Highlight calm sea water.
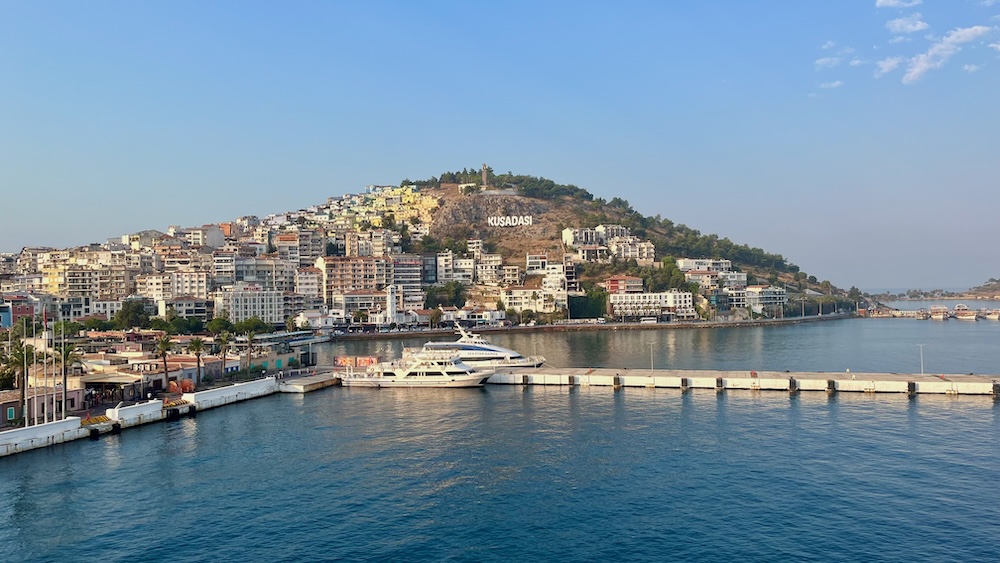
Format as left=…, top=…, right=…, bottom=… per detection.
left=3, top=319, right=1000, bottom=562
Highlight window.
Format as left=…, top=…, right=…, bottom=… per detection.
left=6, top=407, right=14, bottom=421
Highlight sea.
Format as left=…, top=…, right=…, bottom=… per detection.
left=3, top=316, right=1000, bottom=562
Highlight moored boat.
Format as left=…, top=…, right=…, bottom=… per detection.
left=340, top=351, right=493, bottom=388
left=929, top=306, right=949, bottom=321
left=953, top=304, right=978, bottom=321
left=404, top=325, right=545, bottom=369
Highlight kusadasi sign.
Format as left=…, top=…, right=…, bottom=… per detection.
left=487, top=215, right=533, bottom=227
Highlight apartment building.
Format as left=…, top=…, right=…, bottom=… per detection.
left=213, top=282, right=284, bottom=324
left=314, top=256, right=391, bottom=307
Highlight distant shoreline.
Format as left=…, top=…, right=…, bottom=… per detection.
left=332, top=313, right=852, bottom=341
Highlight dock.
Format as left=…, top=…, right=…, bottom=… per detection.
left=279, top=372, right=341, bottom=393
left=490, top=367, right=1000, bottom=396
left=1, top=368, right=341, bottom=458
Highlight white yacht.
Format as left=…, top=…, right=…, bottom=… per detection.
left=340, top=350, right=493, bottom=388
left=405, top=325, right=545, bottom=369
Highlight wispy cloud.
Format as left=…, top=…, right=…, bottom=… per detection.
left=903, top=26, right=993, bottom=83
left=874, top=56, right=904, bottom=77
left=886, top=13, right=930, bottom=34
left=850, top=58, right=865, bottom=66
left=820, top=81, right=844, bottom=89
left=981, top=0, right=998, bottom=7
left=990, top=42, right=1000, bottom=52
left=821, top=40, right=836, bottom=49
left=815, top=57, right=841, bottom=69
left=963, top=64, right=982, bottom=72
left=875, top=0, right=922, bottom=7
left=889, top=36, right=911, bottom=44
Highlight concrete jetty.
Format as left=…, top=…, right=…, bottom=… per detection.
left=489, top=367, right=1000, bottom=396
left=1, top=370, right=340, bottom=458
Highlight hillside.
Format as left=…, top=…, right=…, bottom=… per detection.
left=415, top=173, right=838, bottom=296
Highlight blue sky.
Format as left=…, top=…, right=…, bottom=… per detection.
left=2, top=1, right=998, bottom=291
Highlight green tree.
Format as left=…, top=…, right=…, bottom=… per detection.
left=429, top=309, right=443, bottom=328
left=113, top=301, right=150, bottom=330
left=188, top=337, right=205, bottom=386
left=150, top=318, right=175, bottom=333
left=2, top=341, right=35, bottom=423
left=206, top=317, right=234, bottom=335
left=83, top=317, right=113, bottom=331
left=215, top=331, right=232, bottom=382
left=52, top=320, right=83, bottom=337
left=155, top=334, right=175, bottom=384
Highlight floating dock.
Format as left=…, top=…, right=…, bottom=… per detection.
left=490, top=367, right=1000, bottom=396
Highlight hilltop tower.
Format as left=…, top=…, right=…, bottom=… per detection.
left=481, top=163, right=488, bottom=188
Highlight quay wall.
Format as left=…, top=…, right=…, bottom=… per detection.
left=0, top=417, right=88, bottom=457
left=489, top=369, right=1000, bottom=397
left=107, top=400, right=165, bottom=428
left=183, top=377, right=278, bottom=410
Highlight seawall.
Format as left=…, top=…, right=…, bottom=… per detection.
left=489, top=367, right=1000, bottom=396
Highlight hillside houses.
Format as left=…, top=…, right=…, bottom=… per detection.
left=1, top=183, right=794, bottom=333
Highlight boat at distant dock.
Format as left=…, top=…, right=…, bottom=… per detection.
left=403, top=325, right=545, bottom=369
left=339, top=351, right=493, bottom=388
left=953, top=304, right=978, bottom=321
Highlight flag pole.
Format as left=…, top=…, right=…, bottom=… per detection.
left=32, top=315, right=37, bottom=426
left=61, top=307, right=67, bottom=420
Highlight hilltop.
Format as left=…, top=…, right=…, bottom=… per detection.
left=409, top=168, right=841, bottom=297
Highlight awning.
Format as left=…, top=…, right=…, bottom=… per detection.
left=79, top=373, right=143, bottom=385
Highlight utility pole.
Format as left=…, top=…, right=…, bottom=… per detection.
left=917, top=343, right=925, bottom=375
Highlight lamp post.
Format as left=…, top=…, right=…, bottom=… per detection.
left=649, top=342, right=654, bottom=371
left=917, top=344, right=925, bottom=375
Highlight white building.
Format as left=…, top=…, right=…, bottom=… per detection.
left=676, top=258, right=733, bottom=272
left=213, top=282, right=284, bottom=324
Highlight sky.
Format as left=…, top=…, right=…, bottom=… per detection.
left=2, top=1, right=998, bottom=292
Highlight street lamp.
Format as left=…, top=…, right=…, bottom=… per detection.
left=917, top=344, right=925, bottom=375
left=649, top=342, right=654, bottom=371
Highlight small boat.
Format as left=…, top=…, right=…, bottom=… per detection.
left=405, top=325, right=545, bottom=369
left=953, top=304, right=978, bottom=321
left=985, top=310, right=1000, bottom=321
left=340, top=351, right=493, bottom=388
left=929, top=306, right=949, bottom=321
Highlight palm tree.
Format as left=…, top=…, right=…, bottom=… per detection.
left=54, top=344, right=83, bottom=419
left=243, top=330, right=256, bottom=381
left=155, top=333, right=174, bottom=389
left=188, top=337, right=205, bottom=386
left=3, top=340, right=34, bottom=426
left=215, top=331, right=231, bottom=382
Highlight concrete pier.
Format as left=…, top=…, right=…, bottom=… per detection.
left=0, top=370, right=340, bottom=458
left=489, top=367, right=1000, bottom=396
left=279, top=372, right=341, bottom=393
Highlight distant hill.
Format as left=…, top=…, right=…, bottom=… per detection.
left=408, top=169, right=838, bottom=295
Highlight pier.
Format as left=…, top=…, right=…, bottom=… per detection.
left=489, top=367, right=1000, bottom=396
left=0, top=370, right=341, bottom=457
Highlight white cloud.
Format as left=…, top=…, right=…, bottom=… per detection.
left=850, top=58, right=865, bottom=66
left=903, top=25, right=993, bottom=83
left=815, top=57, right=841, bottom=69
left=821, top=40, right=836, bottom=49
left=981, top=0, right=998, bottom=7
left=886, top=13, right=930, bottom=34
left=875, top=0, right=922, bottom=7
left=874, top=56, right=904, bottom=77
left=990, top=42, right=1000, bottom=52
left=820, top=81, right=844, bottom=89
left=964, top=64, right=982, bottom=72
left=889, top=36, right=910, bottom=44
